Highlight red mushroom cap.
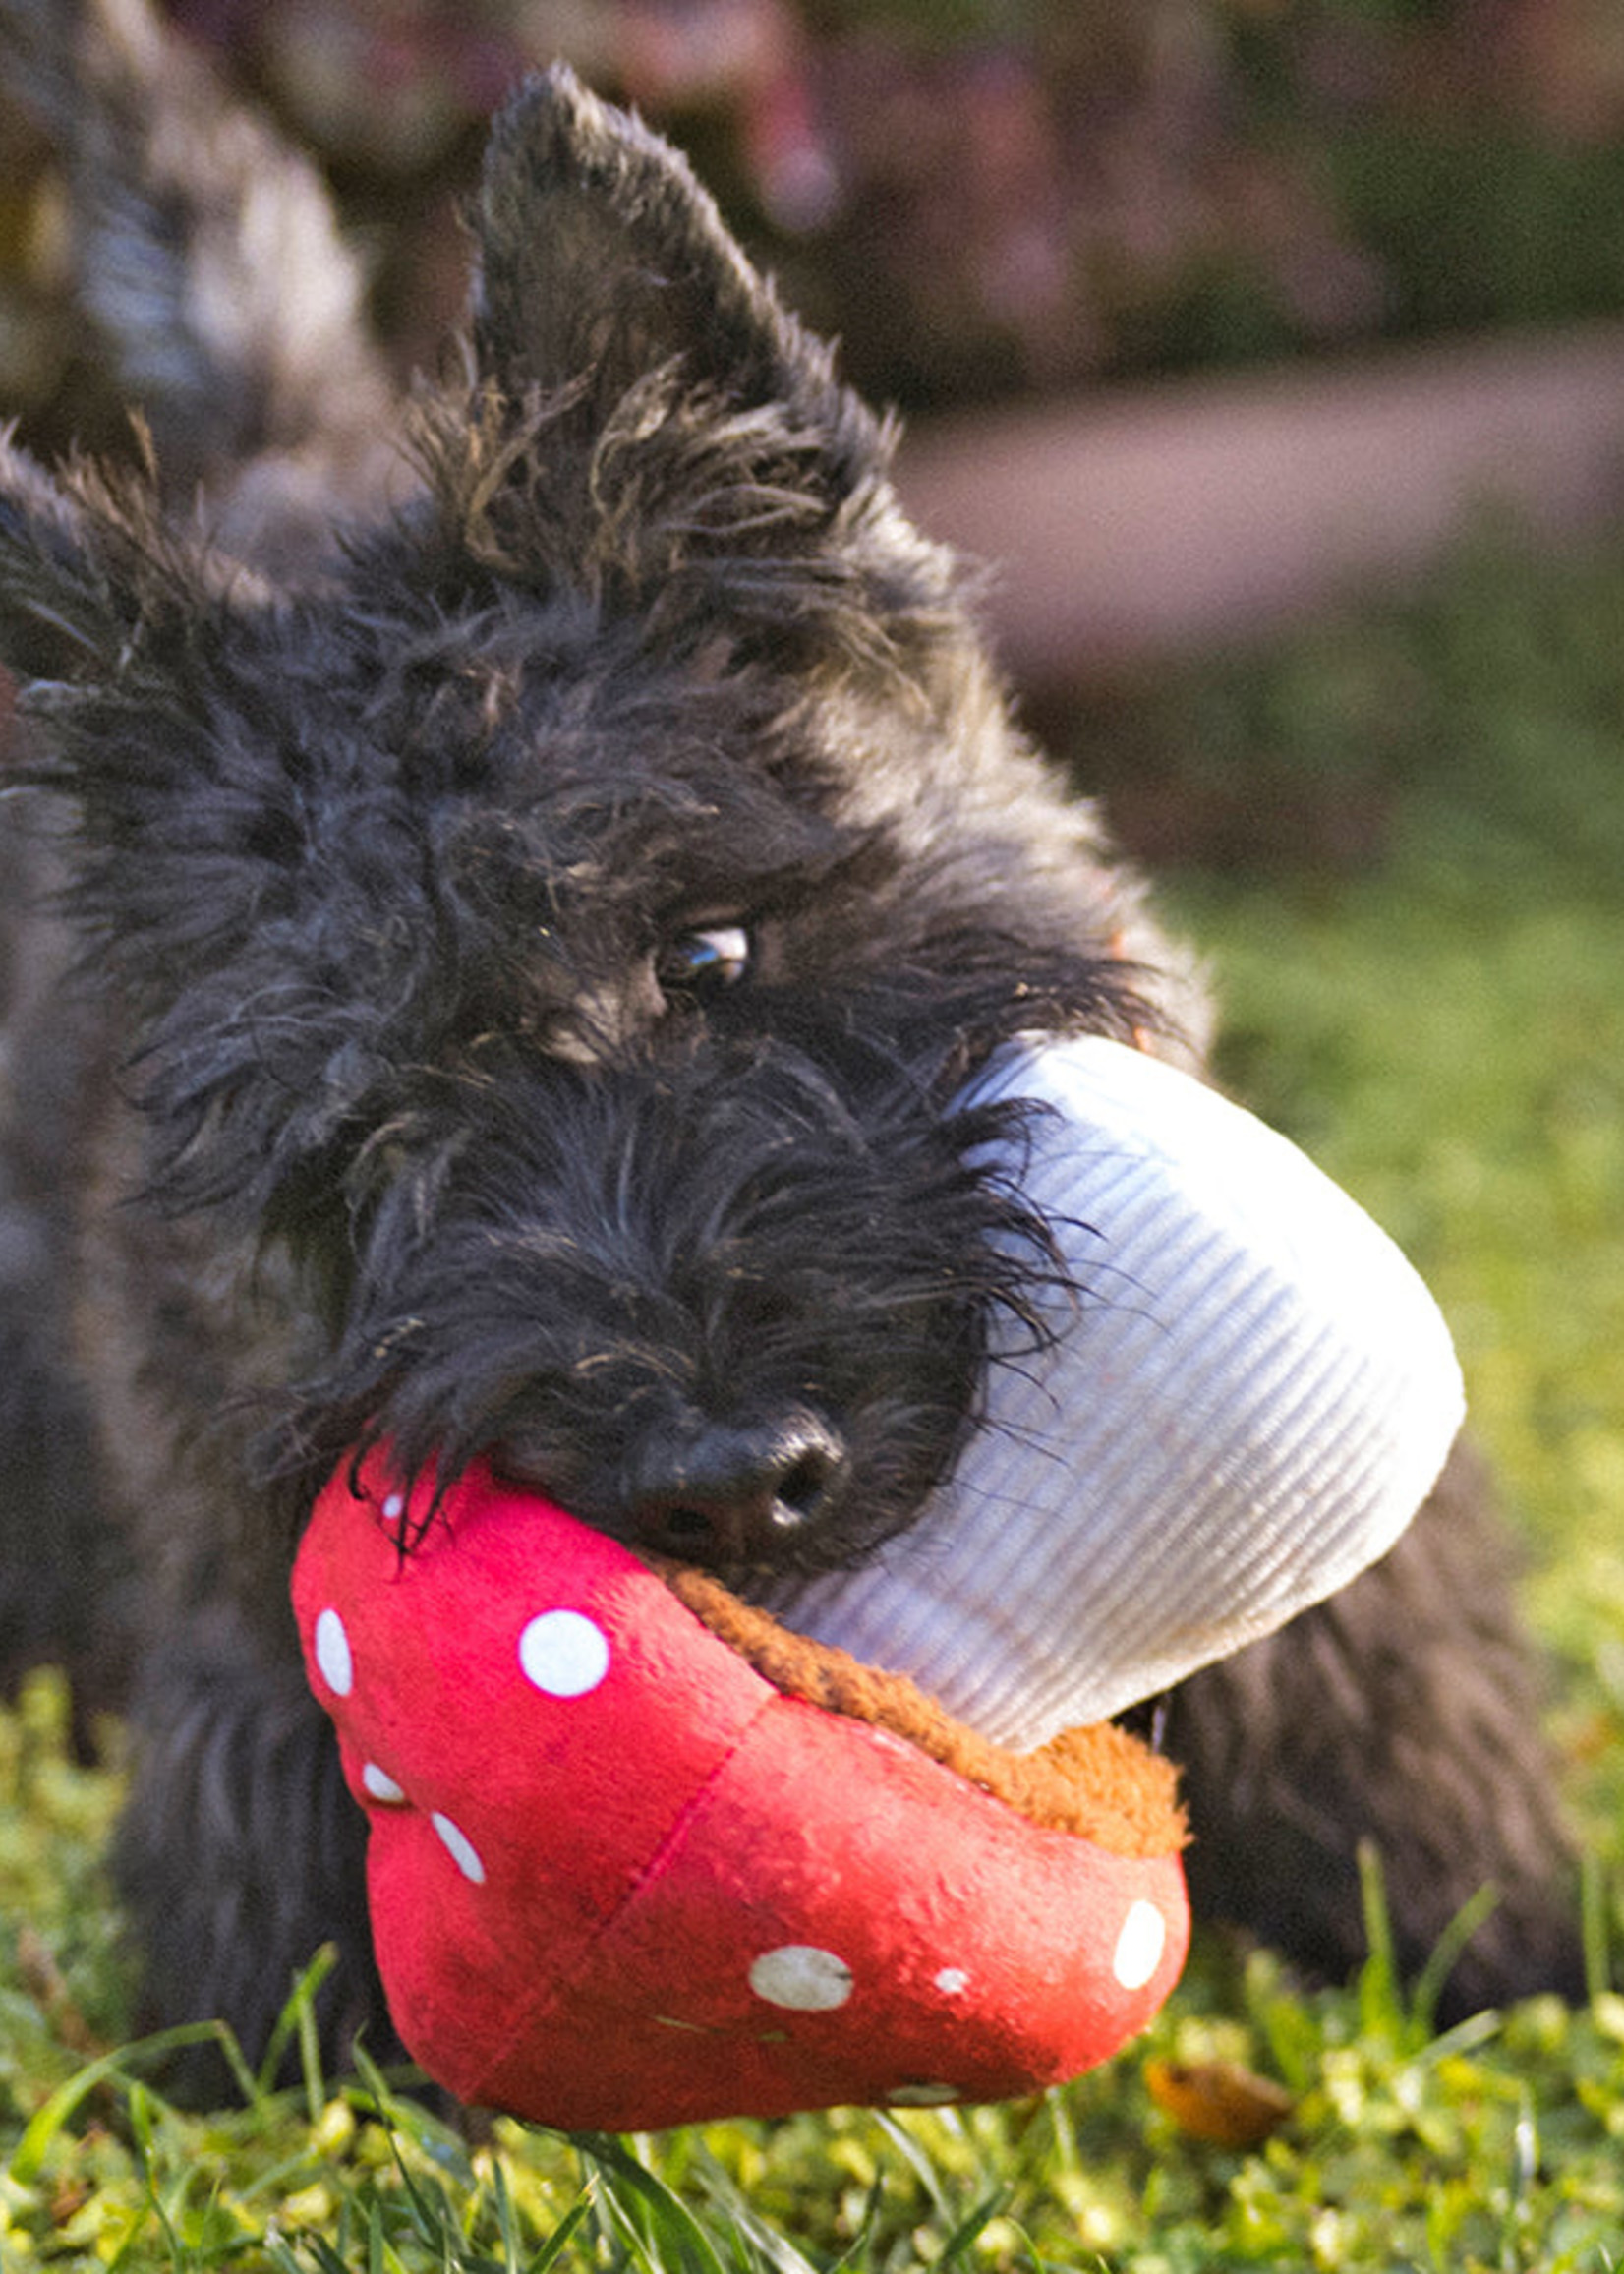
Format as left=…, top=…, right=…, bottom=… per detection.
left=293, top=1453, right=1188, bottom=2129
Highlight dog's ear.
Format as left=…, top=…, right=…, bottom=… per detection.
left=0, top=437, right=180, bottom=684
left=471, top=64, right=869, bottom=483
left=0, top=434, right=289, bottom=994
left=0, top=438, right=404, bottom=1207
left=443, top=66, right=966, bottom=671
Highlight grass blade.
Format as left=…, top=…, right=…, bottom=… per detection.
left=574, top=2133, right=733, bottom=2274
left=8, top=2022, right=238, bottom=2186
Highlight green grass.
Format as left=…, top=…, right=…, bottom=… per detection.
left=7, top=1881, right=1624, bottom=2270
left=4, top=527, right=1624, bottom=2269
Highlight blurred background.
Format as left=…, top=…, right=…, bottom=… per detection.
left=9, top=1, right=1624, bottom=418
left=2, top=0, right=1623, bottom=1805
left=6, top=2, right=1624, bottom=803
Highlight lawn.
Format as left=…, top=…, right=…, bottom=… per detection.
left=1, top=527, right=1622, bottom=2271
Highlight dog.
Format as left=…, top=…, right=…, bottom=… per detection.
left=0, top=0, right=1584, bottom=2082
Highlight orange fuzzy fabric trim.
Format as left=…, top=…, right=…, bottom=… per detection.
left=660, top=1565, right=1187, bottom=1861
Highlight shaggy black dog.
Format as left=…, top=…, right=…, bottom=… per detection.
left=0, top=0, right=1583, bottom=2079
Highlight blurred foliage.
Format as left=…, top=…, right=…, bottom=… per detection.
left=7, top=0, right=1624, bottom=430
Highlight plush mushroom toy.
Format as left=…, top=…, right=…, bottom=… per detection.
left=293, top=1037, right=1464, bottom=2129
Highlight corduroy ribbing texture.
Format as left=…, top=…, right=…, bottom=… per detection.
left=753, top=1037, right=1465, bottom=1749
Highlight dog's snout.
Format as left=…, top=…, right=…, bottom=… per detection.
left=626, top=1412, right=846, bottom=1566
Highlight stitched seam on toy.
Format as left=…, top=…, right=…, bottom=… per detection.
left=467, top=1690, right=782, bottom=2101
left=619, top=1693, right=781, bottom=1911
left=655, top=1562, right=1186, bottom=1858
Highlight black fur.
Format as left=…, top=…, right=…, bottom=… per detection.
left=0, top=1, right=1582, bottom=2081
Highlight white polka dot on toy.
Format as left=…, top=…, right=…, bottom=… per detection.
left=934, top=1967, right=969, bottom=1995
left=1112, top=1899, right=1167, bottom=1991
left=314, top=1608, right=353, bottom=1698
left=433, top=1812, right=487, bottom=1885
left=518, top=1608, right=611, bottom=1698
left=362, top=1762, right=406, bottom=1805
left=381, top=1491, right=405, bottom=1523
left=748, top=1945, right=854, bottom=2012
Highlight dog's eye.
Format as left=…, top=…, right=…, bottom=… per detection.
left=656, top=923, right=752, bottom=1000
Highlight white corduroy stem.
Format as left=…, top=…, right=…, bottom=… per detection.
left=754, top=1036, right=1465, bottom=1751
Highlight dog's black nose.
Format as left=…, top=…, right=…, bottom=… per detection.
left=626, top=1412, right=846, bottom=1565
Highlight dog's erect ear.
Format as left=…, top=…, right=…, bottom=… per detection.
left=0, top=433, right=285, bottom=746
left=0, top=438, right=403, bottom=1205
left=0, top=435, right=291, bottom=969
left=444, top=67, right=968, bottom=670
left=0, top=437, right=174, bottom=685
left=472, top=65, right=868, bottom=476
